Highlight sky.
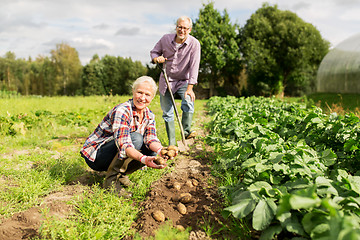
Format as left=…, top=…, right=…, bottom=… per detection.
left=1, top=0, right=360, bottom=65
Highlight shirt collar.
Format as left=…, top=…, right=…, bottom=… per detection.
left=130, top=99, right=149, bottom=120
left=172, top=33, right=190, bottom=46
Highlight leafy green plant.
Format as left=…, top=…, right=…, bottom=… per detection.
left=206, top=96, right=360, bottom=239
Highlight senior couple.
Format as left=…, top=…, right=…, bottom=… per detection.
left=80, top=16, right=200, bottom=197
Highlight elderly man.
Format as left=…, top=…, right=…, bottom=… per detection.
left=150, top=16, right=201, bottom=146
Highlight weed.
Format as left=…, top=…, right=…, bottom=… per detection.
left=151, top=221, right=190, bottom=240
left=40, top=185, right=138, bottom=239
left=199, top=215, right=224, bottom=237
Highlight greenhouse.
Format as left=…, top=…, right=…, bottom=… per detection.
left=316, top=33, right=360, bottom=93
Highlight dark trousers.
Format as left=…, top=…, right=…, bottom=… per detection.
left=83, top=132, right=156, bottom=172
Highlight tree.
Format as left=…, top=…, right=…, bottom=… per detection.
left=192, top=1, right=243, bottom=97
left=81, top=55, right=106, bottom=96
left=81, top=55, right=147, bottom=96
left=50, top=43, right=82, bottom=95
left=239, top=3, right=330, bottom=96
left=28, top=56, right=55, bottom=96
left=0, top=52, right=33, bottom=95
left=0, top=52, right=17, bottom=92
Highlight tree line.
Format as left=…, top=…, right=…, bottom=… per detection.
left=0, top=45, right=148, bottom=96
left=0, top=2, right=330, bottom=97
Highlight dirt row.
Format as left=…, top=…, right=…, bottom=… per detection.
left=128, top=139, right=232, bottom=239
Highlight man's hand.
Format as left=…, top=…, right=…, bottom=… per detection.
left=140, top=155, right=166, bottom=169
left=153, top=56, right=167, bottom=64
left=185, top=86, right=195, bottom=102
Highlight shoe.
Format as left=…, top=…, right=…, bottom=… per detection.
left=117, top=174, right=133, bottom=187
left=182, top=112, right=195, bottom=138
left=103, top=156, right=132, bottom=198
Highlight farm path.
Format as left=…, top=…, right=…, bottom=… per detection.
left=127, top=132, right=230, bottom=239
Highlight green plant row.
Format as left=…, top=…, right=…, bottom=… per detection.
left=0, top=109, right=106, bottom=136
left=205, top=96, right=360, bottom=240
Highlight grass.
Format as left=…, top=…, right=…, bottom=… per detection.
left=40, top=185, right=139, bottom=239
left=306, top=93, right=360, bottom=112
left=0, top=94, right=208, bottom=239
left=303, top=93, right=360, bottom=117
left=137, top=221, right=190, bottom=240
left=1, top=92, right=358, bottom=239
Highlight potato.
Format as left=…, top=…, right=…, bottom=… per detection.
left=173, top=181, right=182, bottom=190
left=153, top=156, right=166, bottom=165
left=185, top=179, right=193, bottom=187
left=167, top=150, right=176, bottom=158
left=152, top=210, right=165, bottom=222
left=168, top=145, right=179, bottom=152
left=159, top=145, right=178, bottom=158
left=160, top=149, right=168, bottom=155
left=191, top=179, right=199, bottom=186
left=177, top=202, right=187, bottom=215
left=175, top=225, right=185, bottom=231
left=179, top=193, right=192, bottom=203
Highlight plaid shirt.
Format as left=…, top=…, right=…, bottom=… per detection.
left=80, top=99, right=160, bottom=161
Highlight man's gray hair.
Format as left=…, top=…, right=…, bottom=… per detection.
left=132, top=76, right=158, bottom=97
left=176, top=16, right=192, bottom=28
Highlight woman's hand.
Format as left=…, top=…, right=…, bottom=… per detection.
left=157, top=146, right=178, bottom=160
left=156, top=147, right=168, bottom=159
left=140, top=155, right=166, bottom=169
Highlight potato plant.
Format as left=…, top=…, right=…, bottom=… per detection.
left=206, top=96, right=360, bottom=239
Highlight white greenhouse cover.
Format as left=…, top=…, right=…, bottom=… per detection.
left=316, top=33, right=360, bottom=93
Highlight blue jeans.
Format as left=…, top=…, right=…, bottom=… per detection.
left=84, top=132, right=155, bottom=171
left=160, top=83, right=194, bottom=122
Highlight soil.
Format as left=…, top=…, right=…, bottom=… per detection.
left=127, top=136, right=235, bottom=239
left=0, top=185, right=83, bottom=240
left=0, top=124, right=237, bottom=240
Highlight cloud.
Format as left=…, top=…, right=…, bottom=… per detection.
left=71, top=37, right=114, bottom=50
left=292, top=2, right=311, bottom=11
left=93, top=23, right=111, bottom=30
left=0, top=0, right=359, bottom=65
left=0, top=14, right=46, bottom=33
left=115, top=27, right=140, bottom=36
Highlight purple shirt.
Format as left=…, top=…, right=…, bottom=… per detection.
left=150, top=33, right=201, bottom=95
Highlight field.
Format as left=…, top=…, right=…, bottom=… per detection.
left=1, top=93, right=360, bottom=239
left=0, top=95, right=235, bottom=239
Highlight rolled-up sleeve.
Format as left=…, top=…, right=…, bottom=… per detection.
left=143, top=117, right=161, bottom=148
left=188, top=40, right=201, bottom=85
left=150, top=39, right=163, bottom=62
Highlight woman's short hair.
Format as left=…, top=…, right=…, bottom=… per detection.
left=132, top=76, right=158, bottom=97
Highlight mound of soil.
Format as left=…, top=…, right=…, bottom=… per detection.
left=0, top=186, right=82, bottom=240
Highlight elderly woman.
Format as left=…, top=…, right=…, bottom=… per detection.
left=80, top=76, right=173, bottom=197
